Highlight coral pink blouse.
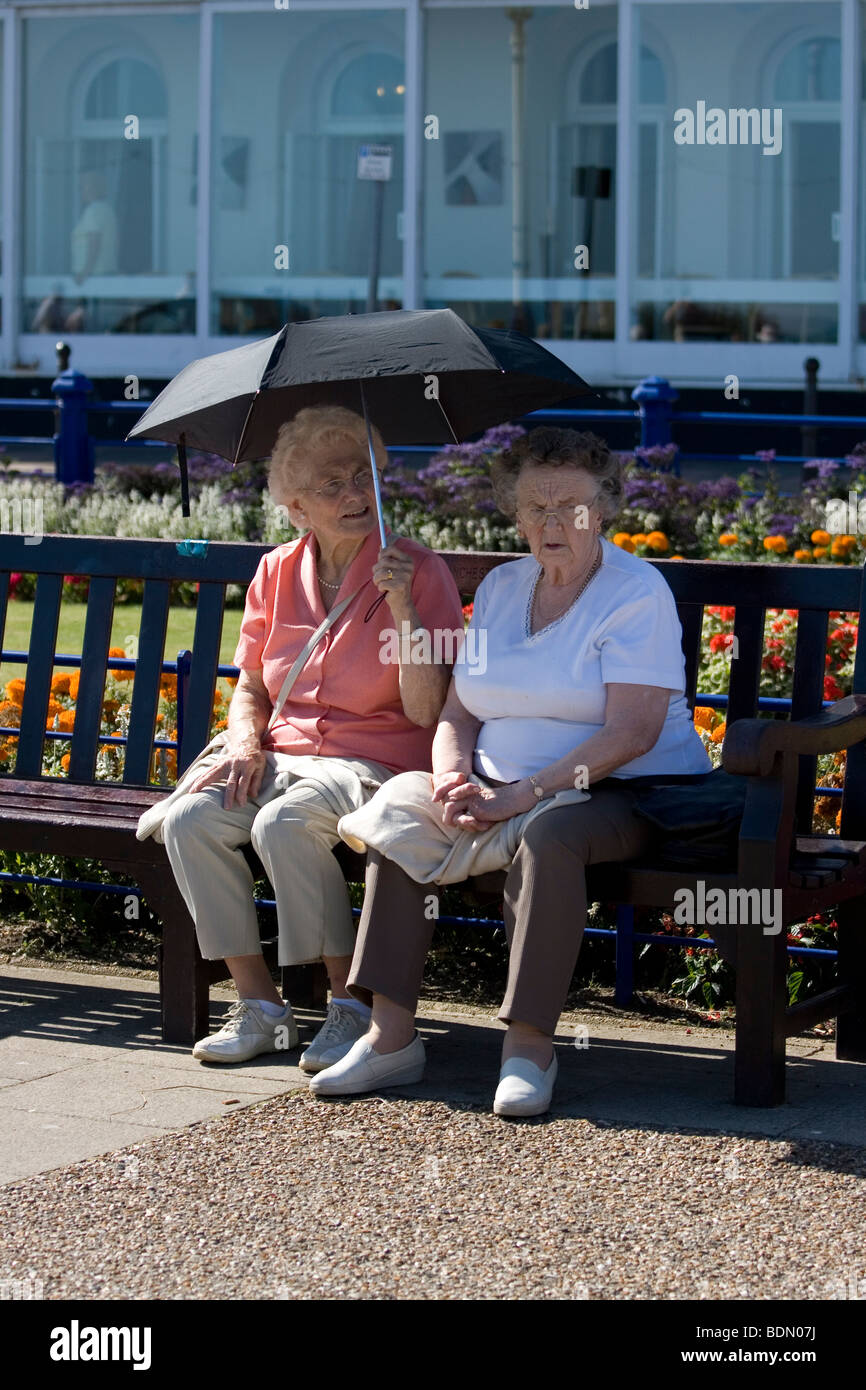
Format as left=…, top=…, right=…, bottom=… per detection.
left=233, top=529, right=464, bottom=774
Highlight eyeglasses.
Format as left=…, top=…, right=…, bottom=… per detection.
left=519, top=498, right=600, bottom=528
left=309, top=468, right=378, bottom=499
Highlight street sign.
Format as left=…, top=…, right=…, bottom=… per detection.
left=357, top=144, right=393, bottom=181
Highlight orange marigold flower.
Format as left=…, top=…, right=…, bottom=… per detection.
left=718, top=533, right=738, bottom=547
left=830, top=538, right=850, bottom=558
left=4, top=678, right=26, bottom=705
left=645, top=531, right=669, bottom=552
left=669, top=554, right=684, bottom=560
left=710, top=722, right=727, bottom=744
left=811, top=529, right=830, bottom=546
left=67, top=671, right=80, bottom=699
left=763, top=535, right=788, bottom=554
left=51, top=673, right=72, bottom=695
left=793, top=549, right=813, bottom=563
left=612, top=534, right=636, bottom=553
left=56, top=709, right=76, bottom=732
left=631, top=533, right=648, bottom=547
left=0, top=700, right=21, bottom=727
left=813, top=545, right=829, bottom=559
left=693, top=706, right=717, bottom=731
left=61, top=753, right=71, bottom=772
left=213, top=718, right=228, bottom=732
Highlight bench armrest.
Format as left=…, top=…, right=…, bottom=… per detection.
left=723, top=694, right=866, bottom=777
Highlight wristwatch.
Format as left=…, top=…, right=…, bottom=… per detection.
left=528, top=775, right=545, bottom=800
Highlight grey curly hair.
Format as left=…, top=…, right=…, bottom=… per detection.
left=490, top=427, right=623, bottom=523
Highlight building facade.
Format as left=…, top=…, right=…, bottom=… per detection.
left=0, top=0, right=863, bottom=388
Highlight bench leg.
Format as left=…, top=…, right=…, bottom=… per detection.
left=281, top=962, right=329, bottom=1011
left=836, top=897, right=866, bottom=1062
left=734, top=923, right=787, bottom=1106
left=133, top=863, right=210, bottom=1046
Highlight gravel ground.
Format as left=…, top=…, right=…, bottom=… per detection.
left=2, top=1088, right=865, bottom=1301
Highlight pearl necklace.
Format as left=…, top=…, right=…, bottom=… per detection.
left=318, top=576, right=343, bottom=591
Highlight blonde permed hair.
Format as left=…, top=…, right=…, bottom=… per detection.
left=267, top=406, right=388, bottom=505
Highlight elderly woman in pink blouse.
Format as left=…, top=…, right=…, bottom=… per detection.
left=159, top=406, right=464, bottom=1071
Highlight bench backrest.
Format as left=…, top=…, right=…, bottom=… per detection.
left=2, top=537, right=865, bottom=834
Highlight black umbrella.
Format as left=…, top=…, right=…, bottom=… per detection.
left=126, top=308, right=596, bottom=534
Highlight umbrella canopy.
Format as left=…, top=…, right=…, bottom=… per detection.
left=126, top=308, right=596, bottom=524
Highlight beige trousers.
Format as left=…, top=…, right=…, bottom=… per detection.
left=161, top=754, right=392, bottom=965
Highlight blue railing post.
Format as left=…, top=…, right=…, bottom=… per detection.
left=632, top=376, right=679, bottom=450
left=51, top=342, right=95, bottom=486
left=614, top=904, right=636, bottom=1007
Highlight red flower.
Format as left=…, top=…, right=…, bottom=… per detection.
left=717, top=606, right=736, bottom=623
left=824, top=676, right=844, bottom=700
left=709, top=634, right=729, bottom=653
left=770, top=655, right=786, bottom=671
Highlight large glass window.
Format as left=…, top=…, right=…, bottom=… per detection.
left=423, top=4, right=618, bottom=340
left=211, top=8, right=405, bottom=335
left=632, top=3, right=841, bottom=345
left=21, top=14, right=199, bottom=336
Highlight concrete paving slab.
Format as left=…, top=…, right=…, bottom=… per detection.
left=3, top=1107, right=172, bottom=1186
left=0, top=1057, right=304, bottom=1129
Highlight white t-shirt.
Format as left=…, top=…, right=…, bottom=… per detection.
left=454, top=539, right=711, bottom=783
left=71, top=200, right=118, bottom=276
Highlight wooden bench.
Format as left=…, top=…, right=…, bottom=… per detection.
left=2, top=534, right=866, bottom=1106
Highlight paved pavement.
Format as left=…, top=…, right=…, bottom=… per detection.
left=1, top=962, right=864, bottom=1186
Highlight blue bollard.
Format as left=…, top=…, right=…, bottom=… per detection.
left=632, top=375, right=678, bottom=450
left=52, top=348, right=96, bottom=485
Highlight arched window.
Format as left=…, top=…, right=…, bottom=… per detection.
left=766, top=34, right=841, bottom=279
left=84, top=57, right=166, bottom=119
left=283, top=45, right=404, bottom=281
left=774, top=37, right=841, bottom=102
left=72, top=52, right=167, bottom=274
left=553, top=40, right=667, bottom=282
left=331, top=52, right=405, bottom=118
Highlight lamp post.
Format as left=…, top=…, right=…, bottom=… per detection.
left=506, top=7, right=533, bottom=332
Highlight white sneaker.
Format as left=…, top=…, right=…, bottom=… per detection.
left=299, top=1002, right=371, bottom=1073
left=493, top=1052, right=558, bottom=1118
left=192, top=999, right=299, bottom=1064
left=309, top=1032, right=426, bottom=1096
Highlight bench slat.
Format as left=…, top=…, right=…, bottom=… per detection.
left=178, top=582, right=225, bottom=773
left=14, top=572, right=63, bottom=777
left=0, top=570, right=9, bottom=663
left=791, top=608, right=830, bottom=833
left=676, top=602, right=703, bottom=709
left=123, top=579, right=171, bottom=786
left=728, top=604, right=765, bottom=726
left=67, top=577, right=115, bottom=782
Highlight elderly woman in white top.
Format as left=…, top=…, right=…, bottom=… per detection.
left=308, top=427, right=711, bottom=1117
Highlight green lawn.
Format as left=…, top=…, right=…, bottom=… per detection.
left=1, top=601, right=243, bottom=686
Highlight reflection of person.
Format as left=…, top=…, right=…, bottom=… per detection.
left=72, top=170, right=118, bottom=283
left=156, top=407, right=464, bottom=1072
left=312, top=428, right=711, bottom=1116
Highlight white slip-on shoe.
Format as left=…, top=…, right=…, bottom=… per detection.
left=493, top=1052, right=558, bottom=1118
left=308, top=1032, right=425, bottom=1096
left=299, top=1002, right=370, bottom=1073
left=192, top=999, right=299, bottom=1064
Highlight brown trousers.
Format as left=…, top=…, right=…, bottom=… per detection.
left=347, top=785, right=655, bottom=1036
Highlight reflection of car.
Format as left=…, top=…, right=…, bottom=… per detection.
left=110, top=298, right=196, bottom=334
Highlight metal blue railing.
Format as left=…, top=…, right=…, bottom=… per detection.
left=1, top=345, right=863, bottom=485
